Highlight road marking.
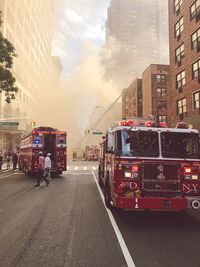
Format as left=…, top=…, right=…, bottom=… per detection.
left=83, top=167, right=87, bottom=170
left=91, top=170, right=136, bottom=267
left=65, top=172, right=92, bottom=175
left=92, top=167, right=97, bottom=170
left=0, top=172, right=19, bottom=181
left=75, top=167, right=78, bottom=171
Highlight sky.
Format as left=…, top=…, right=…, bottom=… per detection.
left=52, top=0, right=110, bottom=75
left=49, top=0, right=118, bottom=147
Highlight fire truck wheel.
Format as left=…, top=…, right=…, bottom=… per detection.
left=104, top=178, right=112, bottom=209
left=98, top=166, right=104, bottom=187
left=25, top=167, right=30, bottom=176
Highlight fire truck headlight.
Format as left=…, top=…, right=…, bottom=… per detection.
left=192, top=175, right=198, bottom=180
left=124, top=172, right=132, bottom=178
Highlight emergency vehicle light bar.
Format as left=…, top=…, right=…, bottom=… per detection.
left=32, top=131, right=66, bottom=135
left=119, top=119, right=134, bottom=126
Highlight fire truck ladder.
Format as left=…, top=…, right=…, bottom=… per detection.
left=76, top=94, right=122, bottom=147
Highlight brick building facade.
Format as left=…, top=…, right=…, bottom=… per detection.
left=142, top=64, right=170, bottom=123
left=168, top=0, right=200, bottom=129
left=122, top=79, right=142, bottom=118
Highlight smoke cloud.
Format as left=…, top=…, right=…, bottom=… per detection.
left=33, top=0, right=121, bottom=148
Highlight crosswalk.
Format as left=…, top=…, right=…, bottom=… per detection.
left=0, top=166, right=98, bottom=175
left=67, top=166, right=97, bottom=171
left=0, top=168, right=19, bottom=173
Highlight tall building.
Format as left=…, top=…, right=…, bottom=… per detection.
left=168, top=0, right=200, bottom=129
left=142, top=64, right=170, bottom=123
left=105, top=0, right=169, bottom=88
left=0, top=0, right=55, bottom=129
left=0, top=0, right=56, bottom=153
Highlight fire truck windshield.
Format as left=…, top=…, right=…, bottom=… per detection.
left=121, top=130, right=159, bottom=157
left=161, top=132, right=200, bottom=159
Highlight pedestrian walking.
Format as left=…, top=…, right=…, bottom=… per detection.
left=35, top=151, right=49, bottom=187
left=0, top=153, right=3, bottom=170
left=44, top=153, right=52, bottom=182
left=12, top=152, right=18, bottom=170
left=6, top=154, right=11, bottom=170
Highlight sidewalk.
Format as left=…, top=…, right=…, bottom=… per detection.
left=1, top=163, right=13, bottom=170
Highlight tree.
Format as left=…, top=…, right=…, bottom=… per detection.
left=0, top=11, right=18, bottom=103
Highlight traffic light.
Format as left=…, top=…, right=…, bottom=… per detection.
left=32, top=121, right=36, bottom=128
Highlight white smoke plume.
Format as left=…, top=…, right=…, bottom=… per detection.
left=34, top=0, right=121, bottom=148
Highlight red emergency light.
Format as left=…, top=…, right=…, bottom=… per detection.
left=119, top=120, right=134, bottom=127
left=159, top=122, right=167, bottom=128
left=184, top=167, right=192, bottom=174
left=145, top=121, right=156, bottom=127
left=132, top=165, right=139, bottom=172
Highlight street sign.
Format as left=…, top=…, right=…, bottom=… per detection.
left=0, top=122, right=19, bottom=126
left=92, top=131, right=103, bottom=135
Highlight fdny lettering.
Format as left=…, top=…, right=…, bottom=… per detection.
left=130, top=182, right=138, bottom=190
left=182, top=183, right=200, bottom=192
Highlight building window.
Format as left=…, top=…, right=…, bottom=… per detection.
left=177, top=98, right=187, bottom=114
left=174, top=0, right=182, bottom=14
left=156, top=88, right=166, bottom=97
left=192, top=59, right=200, bottom=79
left=156, top=74, right=166, bottom=84
left=175, top=43, right=184, bottom=62
left=176, top=70, right=186, bottom=88
left=157, top=101, right=167, bottom=109
left=193, top=90, right=200, bottom=109
left=191, top=28, right=200, bottom=49
left=158, top=115, right=167, bottom=122
left=190, top=0, right=200, bottom=20
left=174, top=17, right=184, bottom=38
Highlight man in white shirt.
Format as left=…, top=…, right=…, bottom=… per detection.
left=44, top=153, right=52, bottom=183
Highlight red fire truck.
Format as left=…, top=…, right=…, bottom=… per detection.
left=84, top=145, right=100, bottom=161
left=98, top=119, right=200, bottom=211
left=19, top=126, right=67, bottom=175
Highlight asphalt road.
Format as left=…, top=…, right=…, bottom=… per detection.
left=0, top=161, right=200, bottom=267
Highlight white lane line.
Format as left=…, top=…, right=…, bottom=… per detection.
left=91, top=170, right=136, bottom=267
left=67, top=166, right=69, bottom=170
left=0, top=172, right=19, bottom=181
left=65, top=172, right=92, bottom=175
left=83, top=167, right=87, bottom=171
left=92, top=167, right=97, bottom=170
left=75, top=167, right=78, bottom=171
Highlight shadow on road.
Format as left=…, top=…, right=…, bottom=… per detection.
left=112, top=209, right=200, bottom=230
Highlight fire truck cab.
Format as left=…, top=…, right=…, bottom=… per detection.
left=98, top=119, right=200, bottom=211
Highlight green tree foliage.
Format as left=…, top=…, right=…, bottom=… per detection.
left=0, top=11, right=18, bottom=103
